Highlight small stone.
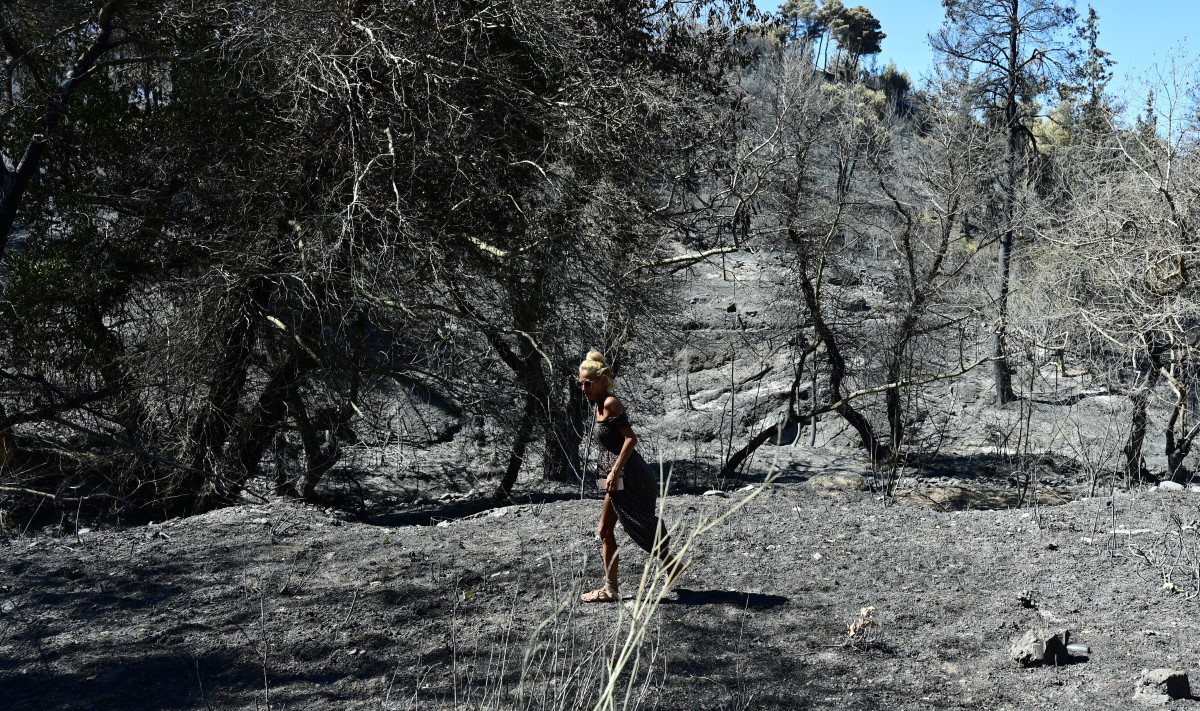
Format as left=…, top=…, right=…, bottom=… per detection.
left=1017, top=591, right=1036, bottom=608
left=1134, top=668, right=1190, bottom=705
left=1010, top=628, right=1070, bottom=667
left=702, top=489, right=726, bottom=497
left=1065, top=643, right=1091, bottom=655
left=1159, top=481, right=1185, bottom=492
left=725, top=303, right=737, bottom=312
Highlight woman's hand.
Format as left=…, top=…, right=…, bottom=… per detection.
left=605, top=471, right=622, bottom=493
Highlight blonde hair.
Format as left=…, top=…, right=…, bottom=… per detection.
left=579, top=349, right=615, bottom=392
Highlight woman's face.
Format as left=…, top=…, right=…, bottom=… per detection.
left=578, top=369, right=605, bottom=402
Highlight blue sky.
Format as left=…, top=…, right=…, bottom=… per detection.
left=758, top=1, right=1197, bottom=105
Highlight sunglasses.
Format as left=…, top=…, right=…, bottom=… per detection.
left=575, top=379, right=598, bottom=389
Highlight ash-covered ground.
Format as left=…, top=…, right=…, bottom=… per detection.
left=6, top=474, right=1200, bottom=710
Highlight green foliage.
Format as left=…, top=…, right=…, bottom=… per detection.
left=830, top=5, right=885, bottom=63
left=780, top=0, right=820, bottom=44
left=879, top=61, right=911, bottom=104
left=1059, top=6, right=1116, bottom=135
left=1031, top=100, right=1075, bottom=152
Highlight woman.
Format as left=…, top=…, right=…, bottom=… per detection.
left=578, top=350, right=683, bottom=602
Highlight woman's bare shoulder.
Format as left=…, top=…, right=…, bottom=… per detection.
left=603, top=396, right=625, bottom=416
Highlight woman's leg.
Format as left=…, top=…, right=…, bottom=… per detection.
left=653, top=525, right=689, bottom=589
left=584, top=495, right=620, bottom=602
left=599, top=494, right=619, bottom=586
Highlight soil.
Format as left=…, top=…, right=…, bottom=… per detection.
left=6, top=469, right=1200, bottom=710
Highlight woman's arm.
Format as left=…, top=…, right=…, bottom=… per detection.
left=611, top=428, right=639, bottom=477
left=604, top=397, right=638, bottom=492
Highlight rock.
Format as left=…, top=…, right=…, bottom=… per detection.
left=725, top=302, right=737, bottom=312
left=766, top=421, right=801, bottom=446
left=1159, top=481, right=1185, bottom=491
left=1010, top=628, right=1070, bottom=667
left=677, top=348, right=710, bottom=373
left=847, top=297, right=870, bottom=312
left=806, top=474, right=870, bottom=492
left=701, top=489, right=726, bottom=498
left=1134, top=668, right=1190, bottom=705
left=1066, top=643, right=1091, bottom=656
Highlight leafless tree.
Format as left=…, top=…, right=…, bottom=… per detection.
left=1024, top=56, right=1200, bottom=484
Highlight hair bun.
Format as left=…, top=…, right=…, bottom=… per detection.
left=580, top=349, right=615, bottom=390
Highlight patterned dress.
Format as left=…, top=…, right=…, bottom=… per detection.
left=595, top=411, right=669, bottom=556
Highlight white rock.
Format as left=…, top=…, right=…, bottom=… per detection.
left=1134, top=668, right=1190, bottom=705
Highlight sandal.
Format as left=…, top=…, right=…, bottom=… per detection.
left=581, top=581, right=619, bottom=603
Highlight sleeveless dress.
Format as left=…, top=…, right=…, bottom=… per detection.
left=595, top=411, right=669, bottom=555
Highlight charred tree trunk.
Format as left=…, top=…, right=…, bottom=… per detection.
left=798, top=269, right=888, bottom=462
left=170, top=274, right=274, bottom=516
left=1165, top=401, right=1195, bottom=484
left=543, top=379, right=585, bottom=482
left=495, top=390, right=539, bottom=501
left=885, top=309, right=921, bottom=454
left=77, top=302, right=153, bottom=443
left=222, top=350, right=311, bottom=495
left=1124, top=384, right=1156, bottom=483
left=1123, top=335, right=1168, bottom=483
left=992, top=18, right=1022, bottom=406
left=721, top=338, right=817, bottom=479
left=286, top=313, right=365, bottom=501
left=289, top=390, right=343, bottom=501
left=1164, top=359, right=1199, bottom=484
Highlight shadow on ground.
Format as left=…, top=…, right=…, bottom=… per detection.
left=665, top=588, right=789, bottom=610
left=370, top=490, right=584, bottom=527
